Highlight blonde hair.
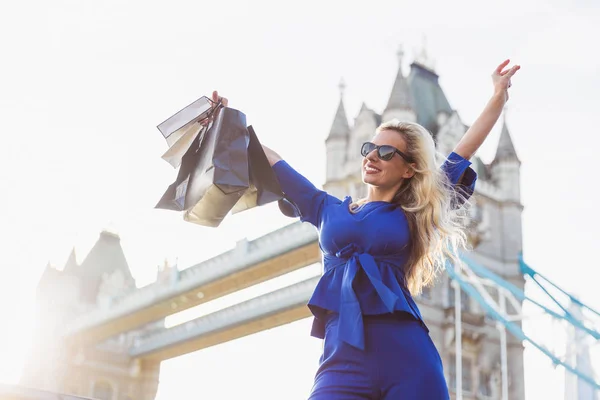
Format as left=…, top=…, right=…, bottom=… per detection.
left=351, top=120, right=470, bottom=295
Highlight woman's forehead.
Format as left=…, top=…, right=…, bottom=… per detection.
left=372, top=129, right=407, bottom=149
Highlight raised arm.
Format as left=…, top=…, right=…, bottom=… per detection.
left=453, top=59, right=520, bottom=160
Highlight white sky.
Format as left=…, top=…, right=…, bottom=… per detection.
left=1, top=0, right=599, bottom=399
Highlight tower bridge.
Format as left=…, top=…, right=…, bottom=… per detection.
left=63, top=222, right=319, bottom=346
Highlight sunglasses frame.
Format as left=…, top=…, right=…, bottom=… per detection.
left=361, top=142, right=414, bottom=163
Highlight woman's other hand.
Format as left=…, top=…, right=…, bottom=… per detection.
left=493, top=59, right=520, bottom=102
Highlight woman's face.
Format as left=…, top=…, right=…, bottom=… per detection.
left=361, top=129, right=415, bottom=190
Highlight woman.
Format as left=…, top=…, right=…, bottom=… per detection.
left=213, top=59, right=520, bottom=399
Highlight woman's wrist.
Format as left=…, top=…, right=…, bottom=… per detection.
left=491, top=89, right=508, bottom=104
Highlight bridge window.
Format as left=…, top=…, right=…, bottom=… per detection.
left=92, top=380, right=114, bottom=400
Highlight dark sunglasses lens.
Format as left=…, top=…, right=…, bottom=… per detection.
left=361, top=142, right=376, bottom=157
left=378, top=145, right=396, bottom=161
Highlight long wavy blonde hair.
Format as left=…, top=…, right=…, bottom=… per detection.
left=351, top=120, right=471, bottom=295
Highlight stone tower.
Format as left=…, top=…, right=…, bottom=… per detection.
left=323, top=48, right=526, bottom=400
left=22, top=230, right=164, bottom=400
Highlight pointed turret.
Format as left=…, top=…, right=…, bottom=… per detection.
left=356, top=102, right=380, bottom=121
left=326, top=79, right=350, bottom=142
left=71, top=229, right=136, bottom=303
left=354, top=102, right=381, bottom=133
left=493, top=114, right=520, bottom=164
left=325, top=79, right=351, bottom=193
left=491, top=111, right=521, bottom=203
left=383, top=46, right=416, bottom=121
left=382, top=46, right=415, bottom=123
left=37, top=262, right=60, bottom=294
left=63, top=247, right=79, bottom=274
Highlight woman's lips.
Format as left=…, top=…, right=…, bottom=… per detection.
left=364, top=163, right=381, bottom=174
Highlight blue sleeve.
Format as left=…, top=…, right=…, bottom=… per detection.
left=272, top=160, right=327, bottom=227
left=441, top=152, right=478, bottom=206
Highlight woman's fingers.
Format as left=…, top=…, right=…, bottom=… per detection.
left=505, top=65, right=521, bottom=79
left=211, top=90, right=229, bottom=107
left=496, top=62, right=520, bottom=76
left=495, top=59, right=511, bottom=75
left=493, top=62, right=520, bottom=91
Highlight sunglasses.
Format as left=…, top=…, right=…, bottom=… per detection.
left=361, top=142, right=413, bottom=163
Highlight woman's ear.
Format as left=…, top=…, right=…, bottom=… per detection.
left=403, top=163, right=417, bottom=179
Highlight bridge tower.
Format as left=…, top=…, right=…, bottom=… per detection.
left=22, top=230, right=164, bottom=400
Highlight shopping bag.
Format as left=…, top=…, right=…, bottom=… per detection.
left=154, top=128, right=203, bottom=212
left=160, top=121, right=205, bottom=168
left=182, top=106, right=253, bottom=227
left=157, top=96, right=213, bottom=147
left=231, top=126, right=284, bottom=214
left=155, top=97, right=294, bottom=226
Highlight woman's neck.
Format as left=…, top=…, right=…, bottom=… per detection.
left=366, top=186, right=398, bottom=203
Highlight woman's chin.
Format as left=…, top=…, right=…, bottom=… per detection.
left=362, top=174, right=380, bottom=186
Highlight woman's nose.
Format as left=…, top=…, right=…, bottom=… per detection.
left=366, top=150, right=378, bottom=161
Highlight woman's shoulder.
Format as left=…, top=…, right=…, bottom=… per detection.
left=323, top=193, right=347, bottom=207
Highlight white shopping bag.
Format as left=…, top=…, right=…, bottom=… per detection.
left=160, top=122, right=204, bottom=168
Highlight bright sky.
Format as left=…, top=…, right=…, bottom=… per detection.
left=1, top=0, right=599, bottom=399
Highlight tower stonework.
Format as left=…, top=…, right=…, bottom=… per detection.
left=323, top=53, right=526, bottom=400
left=22, top=231, right=164, bottom=400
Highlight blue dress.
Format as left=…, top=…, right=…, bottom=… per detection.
left=272, top=152, right=477, bottom=399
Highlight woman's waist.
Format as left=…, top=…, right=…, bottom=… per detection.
left=308, top=270, right=429, bottom=342
left=322, top=257, right=408, bottom=293
left=308, top=280, right=421, bottom=316
left=322, top=246, right=409, bottom=275
left=323, top=250, right=408, bottom=263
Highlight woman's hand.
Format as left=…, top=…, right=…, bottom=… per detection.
left=201, top=90, right=282, bottom=165
left=492, top=59, right=520, bottom=102
left=211, top=90, right=228, bottom=107
left=200, top=90, right=229, bottom=126
left=453, top=59, right=521, bottom=160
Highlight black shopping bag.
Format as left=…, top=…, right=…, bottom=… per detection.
left=154, top=128, right=203, bottom=212
left=154, top=105, right=248, bottom=217
left=181, top=106, right=251, bottom=227
left=231, top=126, right=284, bottom=214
